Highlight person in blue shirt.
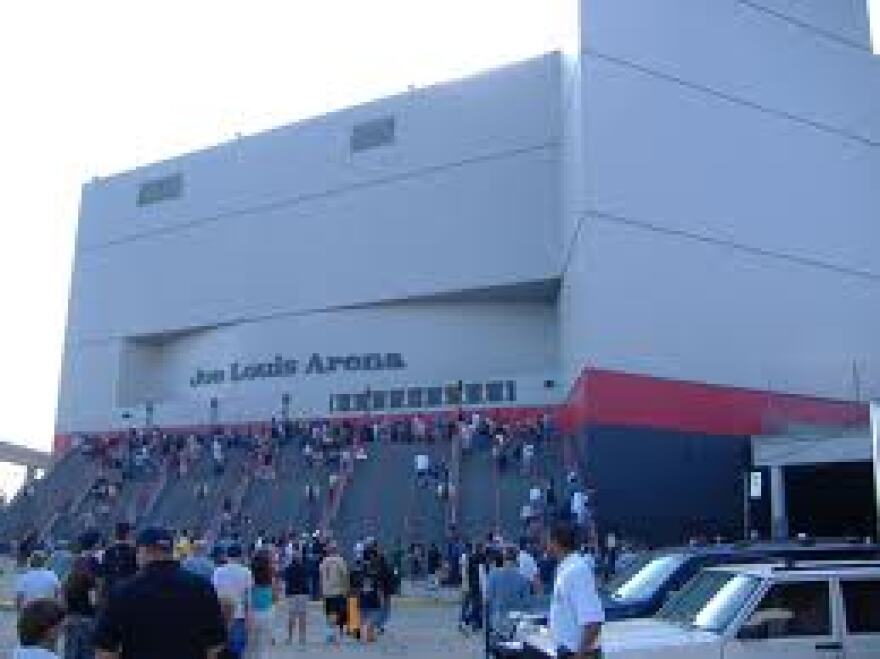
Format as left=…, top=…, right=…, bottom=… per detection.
left=485, top=547, right=531, bottom=641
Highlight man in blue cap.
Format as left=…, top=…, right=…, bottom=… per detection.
left=93, top=527, right=226, bottom=659
left=101, top=522, right=138, bottom=598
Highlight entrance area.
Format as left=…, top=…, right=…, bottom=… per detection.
left=786, top=462, right=875, bottom=539
left=752, top=429, right=875, bottom=542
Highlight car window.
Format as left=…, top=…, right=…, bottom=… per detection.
left=841, top=580, right=880, bottom=634
left=611, top=553, right=689, bottom=602
left=739, top=581, right=831, bottom=639
left=604, top=552, right=653, bottom=594
left=658, top=570, right=761, bottom=633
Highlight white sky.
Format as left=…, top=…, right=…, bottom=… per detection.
left=0, top=1, right=877, bottom=495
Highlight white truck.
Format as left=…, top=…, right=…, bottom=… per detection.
left=514, top=561, right=880, bottom=659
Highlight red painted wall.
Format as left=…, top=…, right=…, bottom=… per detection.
left=562, top=367, right=868, bottom=436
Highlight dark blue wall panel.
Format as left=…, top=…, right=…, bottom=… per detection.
left=579, top=425, right=751, bottom=547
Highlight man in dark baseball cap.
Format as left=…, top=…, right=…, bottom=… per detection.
left=136, top=527, right=174, bottom=553
left=100, top=522, right=138, bottom=600
left=94, top=527, right=226, bottom=659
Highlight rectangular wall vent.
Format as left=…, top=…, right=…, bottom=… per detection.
left=350, top=116, right=396, bottom=153
left=137, top=173, right=183, bottom=206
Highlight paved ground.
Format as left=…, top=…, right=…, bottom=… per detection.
left=0, top=558, right=485, bottom=658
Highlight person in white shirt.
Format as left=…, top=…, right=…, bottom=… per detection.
left=13, top=599, right=66, bottom=659
left=415, top=454, right=429, bottom=486
left=460, top=423, right=473, bottom=452
left=530, top=486, right=543, bottom=504
left=522, top=443, right=534, bottom=475
left=212, top=544, right=254, bottom=642
left=15, top=553, right=60, bottom=611
left=547, top=521, right=604, bottom=658
left=571, top=490, right=587, bottom=526
left=517, top=540, right=541, bottom=594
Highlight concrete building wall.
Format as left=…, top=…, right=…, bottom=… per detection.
left=66, top=54, right=561, bottom=342
left=57, top=55, right=563, bottom=434
left=58, top=3, right=880, bottom=440
left=561, top=0, right=880, bottom=401
left=58, top=297, right=559, bottom=432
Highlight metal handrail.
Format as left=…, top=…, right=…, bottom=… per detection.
left=139, top=466, right=169, bottom=526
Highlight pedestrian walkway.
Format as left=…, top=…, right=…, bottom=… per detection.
left=0, top=557, right=482, bottom=658
left=0, top=599, right=482, bottom=658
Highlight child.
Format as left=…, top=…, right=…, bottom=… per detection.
left=14, top=599, right=66, bottom=658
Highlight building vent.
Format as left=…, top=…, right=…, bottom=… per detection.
left=350, top=116, right=395, bottom=153
left=137, top=173, right=183, bottom=206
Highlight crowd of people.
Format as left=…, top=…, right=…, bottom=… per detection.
left=12, top=520, right=408, bottom=658
left=18, top=408, right=559, bottom=545
left=7, top=407, right=623, bottom=658
left=12, top=518, right=614, bottom=659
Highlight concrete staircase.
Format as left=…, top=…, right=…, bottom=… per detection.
left=333, top=441, right=449, bottom=558
left=0, top=449, right=101, bottom=545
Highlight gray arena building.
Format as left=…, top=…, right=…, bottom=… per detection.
left=55, top=1, right=880, bottom=541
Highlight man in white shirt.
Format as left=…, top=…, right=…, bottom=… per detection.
left=460, top=423, right=473, bottom=452
left=15, top=553, right=60, bottom=611
left=547, top=521, right=604, bottom=658
left=212, top=544, right=253, bottom=640
left=517, top=540, right=541, bottom=594
left=415, top=454, right=429, bottom=486
left=522, top=443, right=534, bottom=475
left=571, top=490, right=587, bottom=526
left=530, top=486, right=543, bottom=504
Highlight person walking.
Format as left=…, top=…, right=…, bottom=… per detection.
left=15, top=552, right=61, bottom=612
left=248, top=551, right=279, bottom=659
left=427, top=543, right=441, bottom=589
left=281, top=543, right=310, bottom=646
left=485, top=547, right=532, bottom=650
left=63, top=555, right=100, bottom=659
left=357, top=546, right=383, bottom=643
left=319, top=542, right=349, bottom=644
left=212, top=543, right=253, bottom=659
left=48, top=542, right=74, bottom=584
left=92, top=528, right=226, bottom=659
left=304, top=535, right=323, bottom=601
left=182, top=540, right=216, bottom=583
left=517, top=538, right=541, bottom=595
left=100, top=523, right=138, bottom=600
left=546, top=521, right=604, bottom=658
left=459, top=543, right=485, bottom=633
left=375, top=545, right=395, bottom=634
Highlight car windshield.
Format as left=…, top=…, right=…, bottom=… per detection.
left=658, top=570, right=762, bottom=633
left=603, top=552, right=654, bottom=594
left=611, top=553, right=689, bottom=602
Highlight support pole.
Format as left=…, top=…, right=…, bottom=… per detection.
left=770, top=465, right=788, bottom=540
left=871, top=401, right=879, bottom=543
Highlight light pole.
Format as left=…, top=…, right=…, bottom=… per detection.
left=871, top=401, right=879, bottom=543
